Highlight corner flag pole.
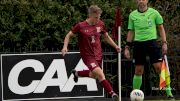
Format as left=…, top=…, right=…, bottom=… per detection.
left=112, top=6, right=121, bottom=101
left=118, top=26, right=121, bottom=101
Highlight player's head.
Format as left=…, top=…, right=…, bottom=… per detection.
left=136, top=0, right=149, bottom=9
left=87, top=5, right=102, bottom=25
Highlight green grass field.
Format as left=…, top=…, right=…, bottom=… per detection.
left=144, top=100, right=180, bottom=101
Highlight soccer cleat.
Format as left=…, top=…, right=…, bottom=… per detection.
left=71, top=69, right=78, bottom=83
left=111, top=93, right=119, bottom=101
left=167, top=95, right=175, bottom=101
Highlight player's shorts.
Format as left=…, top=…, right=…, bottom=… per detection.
left=133, top=39, right=162, bottom=65
left=82, top=57, right=102, bottom=71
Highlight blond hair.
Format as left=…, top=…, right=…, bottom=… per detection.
left=88, top=5, right=102, bottom=15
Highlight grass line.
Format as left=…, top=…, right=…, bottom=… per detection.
left=144, top=100, right=180, bottom=101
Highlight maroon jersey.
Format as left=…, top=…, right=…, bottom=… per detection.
left=71, top=20, right=107, bottom=61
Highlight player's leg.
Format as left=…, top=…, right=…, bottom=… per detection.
left=71, top=58, right=96, bottom=82
left=149, top=40, right=174, bottom=99
left=148, top=40, right=162, bottom=74
left=133, top=65, right=144, bottom=89
left=71, top=69, right=90, bottom=82
left=153, top=60, right=174, bottom=99
left=71, top=59, right=106, bottom=82
left=88, top=60, right=118, bottom=100
left=71, top=58, right=118, bottom=100
left=153, top=62, right=173, bottom=97
left=133, top=42, right=146, bottom=90
left=152, top=62, right=172, bottom=97
left=91, top=67, right=118, bottom=101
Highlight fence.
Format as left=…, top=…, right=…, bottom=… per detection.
left=0, top=46, right=180, bottom=99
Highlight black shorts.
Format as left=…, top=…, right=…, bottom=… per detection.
left=133, top=39, right=162, bottom=65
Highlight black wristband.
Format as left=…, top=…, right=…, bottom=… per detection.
left=126, top=42, right=132, bottom=47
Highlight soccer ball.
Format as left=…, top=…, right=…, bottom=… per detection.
left=130, top=89, right=144, bottom=101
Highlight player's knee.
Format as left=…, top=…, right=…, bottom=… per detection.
left=89, top=72, right=97, bottom=79
left=135, top=65, right=144, bottom=75
left=153, top=62, right=161, bottom=74
left=91, top=67, right=105, bottom=81
left=98, top=74, right=105, bottom=80
left=135, top=72, right=143, bottom=75
left=135, top=69, right=144, bottom=75
left=94, top=72, right=105, bottom=81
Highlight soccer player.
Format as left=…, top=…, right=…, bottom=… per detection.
left=124, top=0, right=175, bottom=100
left=61, top=5, right=120, bottom=101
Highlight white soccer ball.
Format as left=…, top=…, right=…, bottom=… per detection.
left=130, top=89, right=144, bottom=101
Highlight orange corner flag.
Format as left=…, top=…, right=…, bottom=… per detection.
left=159, top=55, right=171, bottom=90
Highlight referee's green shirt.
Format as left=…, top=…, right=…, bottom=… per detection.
left=128, top=8, right=163, bottom=41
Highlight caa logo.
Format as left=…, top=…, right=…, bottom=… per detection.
left=8, top=59, right=98, bottom=94
left=1, top=53, right=103, bottom=100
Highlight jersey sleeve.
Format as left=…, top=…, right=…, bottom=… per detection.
left=71, top=23, right=80, bottom=34
left=101, top=21, right=108, bottom=34
left=155, top=10, right=163, bottom=25
left=128, top=14, right=134, bottom=30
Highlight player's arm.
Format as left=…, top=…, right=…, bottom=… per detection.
left=102, top=32, right=121, bottom=53
left=158, top=24, right=167, bottom=43
left=61, top=31, right=74, bottom=56
left=124, top=30, right=134, bottom=59
left=126, top=30, right=134, bottom=46
left=157, top=24, right=167, bottom=55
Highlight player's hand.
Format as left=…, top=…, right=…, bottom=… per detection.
left=61, top=47, right=68, bottom=56
left=162, top=43, right=167, bottom=55
left=124, top=47, right=130, bottom=59
left=115, top=46, right=121, bottom=53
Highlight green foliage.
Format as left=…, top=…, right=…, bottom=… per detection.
left=0, top=0, right=117, bottom=51
left=0, top=0, right=179, bottom=53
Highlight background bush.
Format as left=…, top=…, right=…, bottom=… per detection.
left=0, top=0, right=179, bottom=53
